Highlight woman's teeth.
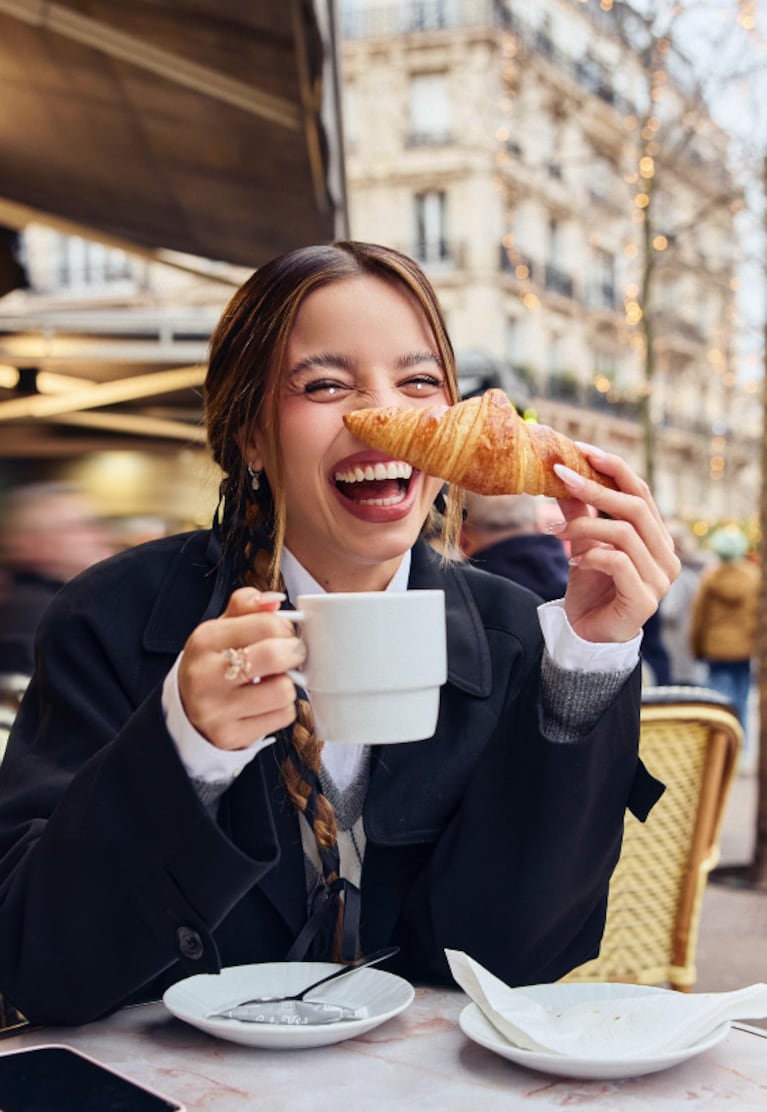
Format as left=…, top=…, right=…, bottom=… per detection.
left=334, top=461, right=413, bottom=483
left=333, top=460, right=413, bottom=506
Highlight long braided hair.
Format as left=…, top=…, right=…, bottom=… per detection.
left=204, top=242, right=463, bottom=957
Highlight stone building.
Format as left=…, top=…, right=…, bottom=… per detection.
left=339, top=0, right=759, bottom=523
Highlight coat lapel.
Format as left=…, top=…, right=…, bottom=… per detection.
left=365, top=541, right=495, bottom=845
left=408, top=541, right=492, bottom=697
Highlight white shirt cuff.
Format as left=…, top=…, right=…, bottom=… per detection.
left=161, top=654, right=275, bottom=783
left=537, top=599, right=642, bottom=673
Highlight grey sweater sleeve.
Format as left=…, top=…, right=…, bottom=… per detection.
left=189, top=777, right=232, bottom=818
left=540, top=649, right=634, bottom=743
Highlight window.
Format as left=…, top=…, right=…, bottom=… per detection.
left=407, top=0, right=451, bottom=32
left=414, top=191, right=448, bottom=263
left=588, top=248, right=617, bottom=309
left=547, top=334, right=566, bottom=378
left=408, top=73, right=451, bottom=146
left=55, top=235, right=132, bottom=290
left=343, top=85, right=359, bottom=152
left=545, top=221, right=574, bottom=298
left=505, top=316, right=529, bottom=372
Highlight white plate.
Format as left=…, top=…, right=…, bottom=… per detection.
left=458, top=982, right=731, bottom=1080
left=163, top=961, right=414, bottom=1049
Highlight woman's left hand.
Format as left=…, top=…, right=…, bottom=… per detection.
left=549, top=446, right=680, bottom=644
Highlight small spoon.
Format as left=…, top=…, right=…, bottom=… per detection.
left=207, top=945, right=399, bottom=1022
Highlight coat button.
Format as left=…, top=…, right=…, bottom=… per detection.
left=176, top=926, right=204, bottom=960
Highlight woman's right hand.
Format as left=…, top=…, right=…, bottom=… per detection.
left=178, top=588, right=306, bottom=750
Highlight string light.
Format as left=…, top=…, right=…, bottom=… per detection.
left=0, top=364, right=20, bottom=389
left=737, top=1, right=757, bottom=30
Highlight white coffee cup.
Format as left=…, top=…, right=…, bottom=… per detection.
left=284, top=590, right=446, bottom=744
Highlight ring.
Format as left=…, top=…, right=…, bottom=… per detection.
left=222, top=647, right=251, bottom=683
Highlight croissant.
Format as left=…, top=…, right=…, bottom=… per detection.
left=343, top=389, right=616, bottom=498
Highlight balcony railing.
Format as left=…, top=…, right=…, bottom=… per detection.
left=406, top=129, right=454, bottom=147
left=544, top=264, right=575, bottom=299
left=499, top=244, right=534, bottom=281
left=341, top=1, right=636, bottom=116
left=414, top=238, right=464, bottom=266
left=586, top=280, right=618, bottom=310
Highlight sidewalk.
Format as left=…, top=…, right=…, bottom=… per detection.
left=695, top=767, right=767, bottom=1027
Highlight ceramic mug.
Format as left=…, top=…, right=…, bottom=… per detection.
left=285, top=590, right=446, bottom=744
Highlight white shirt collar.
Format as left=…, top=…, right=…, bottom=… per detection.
left=280, top=547, right=412, bottom=603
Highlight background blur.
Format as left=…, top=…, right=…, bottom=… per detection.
left=0, top=1, right=765, bottom=549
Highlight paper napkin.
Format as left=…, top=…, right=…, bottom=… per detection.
left=446, top=949, right=767, bottom=1059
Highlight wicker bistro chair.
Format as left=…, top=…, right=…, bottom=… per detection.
left=564, top=686, right=742, bottom=992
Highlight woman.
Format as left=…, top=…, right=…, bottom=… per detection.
left=0, top=243, right=676, bottom=1026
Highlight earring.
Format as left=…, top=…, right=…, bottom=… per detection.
left=247, top=464, right=261, bottom=492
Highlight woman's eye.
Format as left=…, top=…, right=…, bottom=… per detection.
left=304, top=379, right=348, bottom=398
left=400, top=374, right=444, bottom=396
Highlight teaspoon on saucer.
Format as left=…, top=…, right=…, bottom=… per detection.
left=207, top=945, right=399, bottom=1024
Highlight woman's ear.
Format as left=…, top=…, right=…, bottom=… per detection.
left=236, top=428, right=264, bottom=474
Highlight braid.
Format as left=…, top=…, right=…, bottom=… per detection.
left=243, top=546, right=344, bottom=933
left=282, top=702, right=341, bottom=877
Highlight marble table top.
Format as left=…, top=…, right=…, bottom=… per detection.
left=2, top=986, right=766, bottom=1110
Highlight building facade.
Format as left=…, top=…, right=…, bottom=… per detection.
left=340, top=0, right=759, bottom=524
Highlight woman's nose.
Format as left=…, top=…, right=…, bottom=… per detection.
left=354, top=379, right=406, bottom=410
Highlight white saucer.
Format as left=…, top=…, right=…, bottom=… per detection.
left=163, top=961, right=414, bottom=1050
left=459, top=982, right=731, bottom=1081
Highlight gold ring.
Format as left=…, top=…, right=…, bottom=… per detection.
left=222, top=646, right=251, bottom=682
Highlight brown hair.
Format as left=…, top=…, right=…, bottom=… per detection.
left=204, top=242, right=462, bottom=956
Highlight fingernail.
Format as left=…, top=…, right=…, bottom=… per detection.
left=554, top=463, right=585, bottom=489
left=568, top=555, right=582, bottom=568
left=574, top=441, right=605, bottom=460
left=543, top=520, right=567, bottom=534
left=260, top=591, right=286, bottom=603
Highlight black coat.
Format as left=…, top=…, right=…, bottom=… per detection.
left=0, top=531, right=662, bottom=1025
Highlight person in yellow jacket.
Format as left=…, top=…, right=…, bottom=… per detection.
left=690, top=525, right=760, bottom=726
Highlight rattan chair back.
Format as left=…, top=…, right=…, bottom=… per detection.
left=564, top=686, right=742, bottom=991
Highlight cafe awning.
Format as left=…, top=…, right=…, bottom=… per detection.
left=0, top=0, right=347, bottom=266
left=0, top=0, right=347, bottom=459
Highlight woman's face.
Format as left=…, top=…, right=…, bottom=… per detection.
left=250, top=275, right=450, bottom=591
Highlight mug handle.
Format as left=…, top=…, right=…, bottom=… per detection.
left=281, top=609, right=306, bottom=687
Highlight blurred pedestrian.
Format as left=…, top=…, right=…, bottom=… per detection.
left=461, top=491, right=569, bottom=601
left=0, top=482, right=112, bottom=677
left=690, top=524, right=760, bottom=725
left=659, top=521, right=708, bottom=686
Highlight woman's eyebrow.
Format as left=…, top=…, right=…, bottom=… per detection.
left=395, top=351, right=442, bottom=369
left=287, top=349, right=441, bottom=378
left=287, top=352, right=357, bottom=376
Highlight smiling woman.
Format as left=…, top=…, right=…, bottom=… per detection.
left=0, top=242, right=676, bottom=1028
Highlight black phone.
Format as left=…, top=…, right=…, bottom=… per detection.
left=0, top=1044, right=185, bottom=1111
